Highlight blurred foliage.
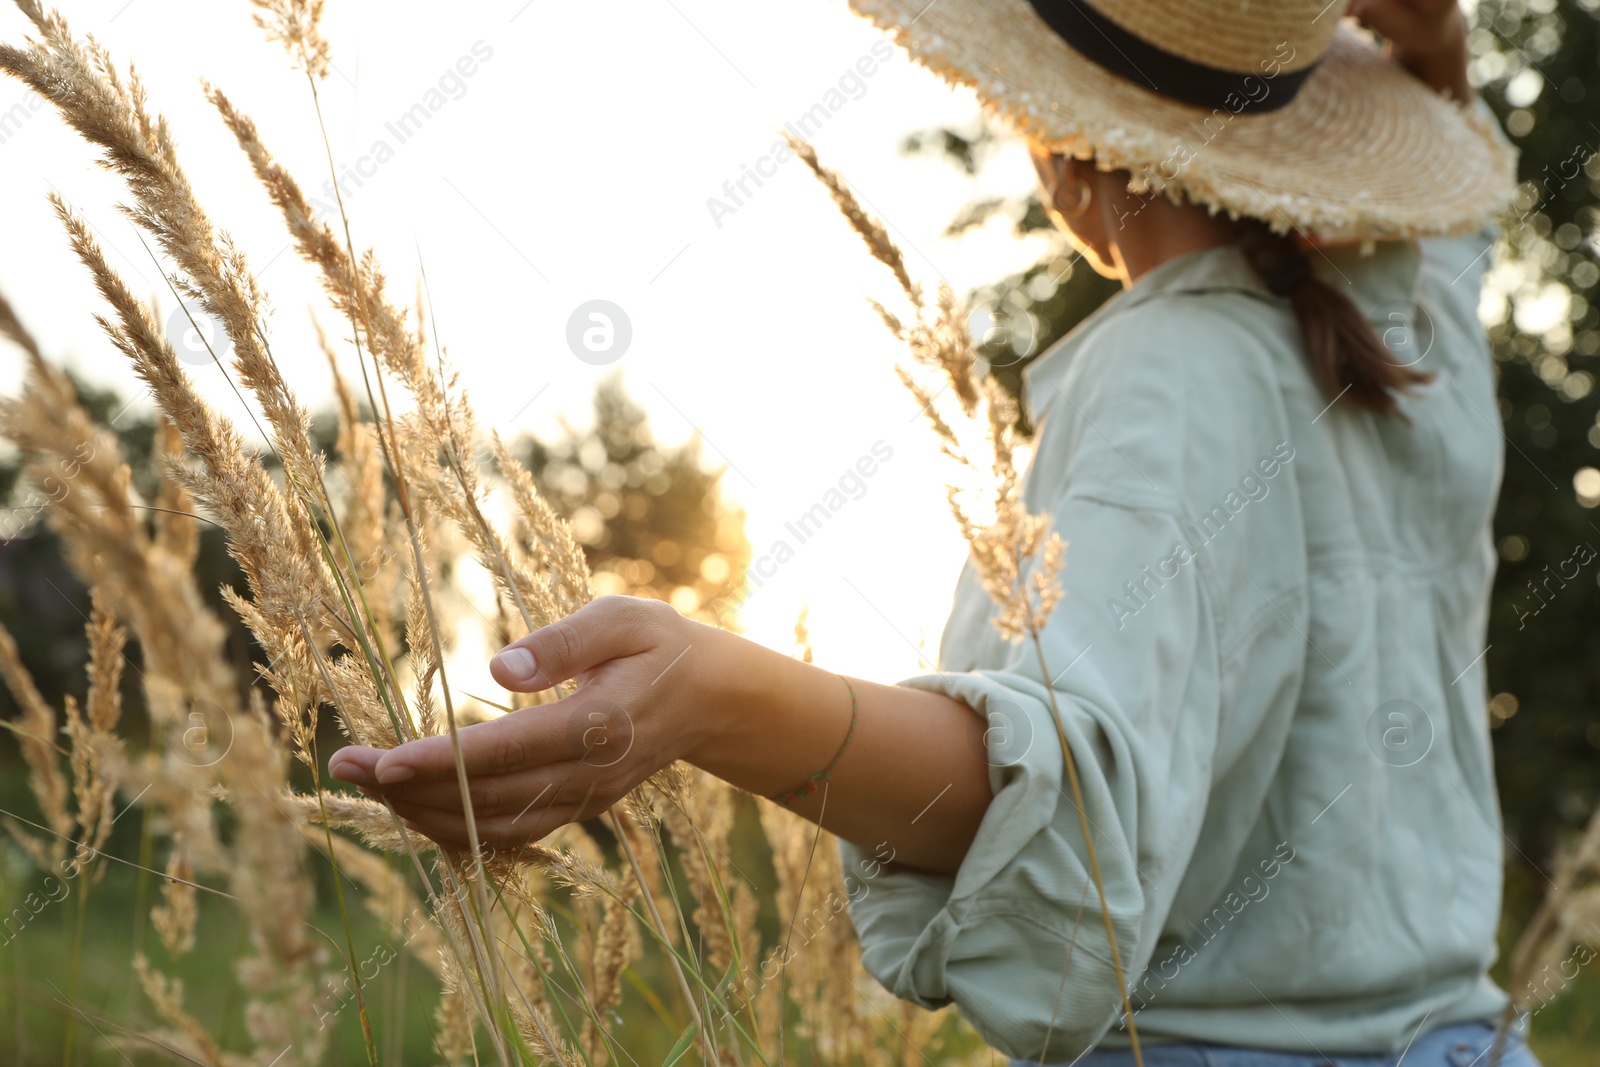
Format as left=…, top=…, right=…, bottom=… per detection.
left=0, top=372, right=749, bottom=742
left=0, top=371, right=753, bottom=1060
left=1467, top=0, right=1600, bottom=866
left=906, top=0, right=1600, bottom=869
left=518, top=376, right=751, bottom=627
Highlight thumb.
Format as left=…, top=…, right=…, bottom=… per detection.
left=489, top=595, right=662, bottom=692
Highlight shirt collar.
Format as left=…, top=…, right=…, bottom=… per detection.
left=1020, top=239, right=1423, bottom=425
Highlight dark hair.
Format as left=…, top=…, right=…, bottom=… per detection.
left=1234, top=217, right=1431, bottom=419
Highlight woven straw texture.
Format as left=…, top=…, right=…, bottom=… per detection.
left=851, top=0, right=1517, bottom=240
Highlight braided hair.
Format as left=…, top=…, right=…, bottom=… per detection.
left=1234, top=217, right=1431, bottom=419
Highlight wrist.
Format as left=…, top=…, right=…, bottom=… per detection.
left=677, top=621, right=777, bottom=767
left=677, top=621, right=850, bottom=799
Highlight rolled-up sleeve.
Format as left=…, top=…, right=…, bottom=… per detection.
left=839, top=486, right=1226, bottom=1060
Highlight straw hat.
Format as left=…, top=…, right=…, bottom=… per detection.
left=849, top=0, right=1517, bottom=241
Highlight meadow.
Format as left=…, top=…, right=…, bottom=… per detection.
left=2, top=0, right=1599, bottom=1064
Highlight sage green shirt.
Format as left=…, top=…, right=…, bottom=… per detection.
left=838, top=225, right=1515, bottom=1059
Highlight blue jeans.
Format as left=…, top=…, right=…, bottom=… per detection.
left=1012, top=1021, right=1541, bottom=1067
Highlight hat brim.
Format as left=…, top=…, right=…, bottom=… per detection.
left=851, top=0, right=1517, bottom=241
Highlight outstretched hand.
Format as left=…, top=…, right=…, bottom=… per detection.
left=327, top=596, right=712, bottom=852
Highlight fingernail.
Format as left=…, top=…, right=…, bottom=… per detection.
left=493, top=646, right=538, bottom=685
left=331, top=761, right=371, bottom=786
left=375, top=763, right=414, bottom=784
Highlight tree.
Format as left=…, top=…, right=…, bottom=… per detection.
left=517, top=375, right=751, bottom=626
left=0, top=372, right=751, bottom=758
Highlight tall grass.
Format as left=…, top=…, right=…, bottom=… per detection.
left=1489, top=802, right=1600, bottom=1065
left=6, top=2, right=1589, bottom=1064
left=789, top=134, right=1143, bottom=1067
left=0, top=1, right=986, bottom=1063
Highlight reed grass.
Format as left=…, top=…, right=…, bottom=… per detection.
left=20, top=5, right=1584, bottom=1064
left=0, top=2, right=992, bottom=1063
left=790, top=129, right=1143, bottom=1067
left=1489, top=802, right=1600, bottom=1065
left=3, top=2, right=1593, bottom=1057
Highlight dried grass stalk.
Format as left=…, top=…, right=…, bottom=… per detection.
left=795, top=135, right=1141, bottom=1065
left=0, top=3, right=1011, bottom=1064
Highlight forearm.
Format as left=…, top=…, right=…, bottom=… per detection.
left=684, top=623, right=993, bottom=877
left=336, top=597, right=998, bottom=865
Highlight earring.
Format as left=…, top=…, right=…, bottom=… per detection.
left=1049, top=157, right=1093, bottom=217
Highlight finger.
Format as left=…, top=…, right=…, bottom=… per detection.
left=329, top=745, right=383, bottom=785
left=1346, top=0, right=1390, bottom=29
left=1348, top=0, right=1425, bottom=42
left=368, top=708, right=575, bottom=785
left=388, top=797, right=582, bottom=851
left=369, top=692, right=638, bottom=785
left=489, top=595, right=668, bottom=692
left=358, top=760, right=590, bottom=815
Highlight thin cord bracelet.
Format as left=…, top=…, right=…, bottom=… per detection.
left=769, top=675, right=858, bottom=809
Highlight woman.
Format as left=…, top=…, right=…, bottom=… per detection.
left=330, top=0, right=1534, bottom=1063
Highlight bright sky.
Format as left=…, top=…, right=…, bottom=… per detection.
left=0, top=0, right=1058, bottom=691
